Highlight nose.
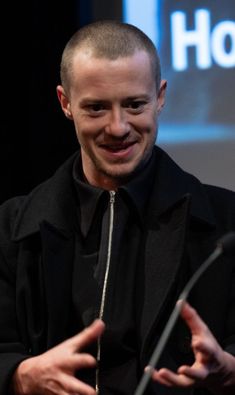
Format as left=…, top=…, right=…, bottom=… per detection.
left=105, top=107, right=130, bottom=137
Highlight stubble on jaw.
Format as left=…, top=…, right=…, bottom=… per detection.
left=81, top=146, right=155, bottom=189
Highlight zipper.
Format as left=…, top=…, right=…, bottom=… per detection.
left=96, top=190, right=116, bottom=394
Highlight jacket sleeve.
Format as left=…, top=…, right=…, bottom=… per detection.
left=0, top=198, right=30, bottom=394
left=223, top=260, right=235, bottom=356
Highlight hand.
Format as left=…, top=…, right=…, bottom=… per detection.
left=150, top=301, right=235, bottom=394
left=12, top=319, right=105, bottom=395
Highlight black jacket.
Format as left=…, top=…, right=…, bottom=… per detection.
left=0, top=146, right=234, bottom=394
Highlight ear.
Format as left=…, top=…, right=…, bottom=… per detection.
left=56, top=85, right=73, bottom=120
left=156, top=79, right=167, bottom=114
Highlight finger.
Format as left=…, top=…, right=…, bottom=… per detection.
left=177, top=301, right=208, bottom=336
left=70, top=379, right=96, bottom=395
left=144, top=366, right=170, bottom=387
left=71, top=353, right=97, bottom=370
left=61, top=374, right=96, bottom=395
left=192, top=336, right=216, bottom=358
left=150, top=370, right=172, bottom=387
left=69, top=320, right=105, bottom=352
left=151, top=367, right=195, bottom=388
left=178, top=365, right=208, bottom=381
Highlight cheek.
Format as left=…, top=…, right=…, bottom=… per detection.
left=135, top=116, right=157, bottom=137
left=136, top=109, right=158, bottom=128
left=74, top=116, right=105, bottom=137
left=74, top=123, right=98, bottom=152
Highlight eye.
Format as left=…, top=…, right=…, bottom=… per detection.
left=89, top=103, right=105, bottom=112
left=85, top=102, right=107, bottom=117
left=125, top=100, right=146, bottom=112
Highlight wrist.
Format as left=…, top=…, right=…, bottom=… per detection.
left=209, top=351, right=235, bottom=395
left=11, top=357, right=37, bottom=395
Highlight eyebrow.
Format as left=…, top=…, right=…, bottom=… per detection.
left=124, top=95, right=151, bottom=101
left=80, top=94, right=151, bottom=105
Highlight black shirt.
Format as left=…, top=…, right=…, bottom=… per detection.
left=71, top=152, right=157, bottom=394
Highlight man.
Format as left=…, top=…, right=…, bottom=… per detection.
left=0, top=20, right=234, bottom=395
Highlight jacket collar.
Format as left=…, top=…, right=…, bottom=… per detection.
left=12, top=152, right=79, bottom=242
left=149, top=146, right=215, bottom=228
left=12, top=147, right=215, bottom=242
left=73, top=150, right=158, bottom=237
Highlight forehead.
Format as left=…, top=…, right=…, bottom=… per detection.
left=69, top=50, right=155, bottom=96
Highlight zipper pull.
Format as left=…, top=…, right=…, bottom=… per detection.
left=109, top=190, right=116, bottom=204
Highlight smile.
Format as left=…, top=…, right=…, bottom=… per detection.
left=100, top=142, right=136, bottom=158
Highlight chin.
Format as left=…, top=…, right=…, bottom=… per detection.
left=102, top=162, right=141, bottom=181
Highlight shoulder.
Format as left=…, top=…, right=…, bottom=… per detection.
left=204, top=183, right=235, bottom=201
left=0, top=151, right=79, bottom=242
left=203, top=184, right=235, bottom=226
left=152, top=146, right=235, bottom=229
left=0, top=196, right=25, bottom=236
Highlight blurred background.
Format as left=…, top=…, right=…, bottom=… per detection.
left=1, top=0, right=234, bottom=203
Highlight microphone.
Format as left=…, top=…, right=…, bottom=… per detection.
left=134, top=231, right=235, bottom=395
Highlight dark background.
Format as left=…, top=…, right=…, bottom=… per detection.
left=0, top=0, right=122, bottom=204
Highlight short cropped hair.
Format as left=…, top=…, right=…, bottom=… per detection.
left=60, top=20, right=161, bottom=94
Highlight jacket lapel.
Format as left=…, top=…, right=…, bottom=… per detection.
left=11, top=154, right=79, bottom=347
left=40, top=221, right=74, bottom=348
left=140, top=194, right=191, bottom=358
left=138, top=147, right=216, bottom=363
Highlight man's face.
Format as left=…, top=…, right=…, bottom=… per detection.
left=57, top=50, right=166, bottom=189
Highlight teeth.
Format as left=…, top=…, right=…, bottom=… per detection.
left=109, top=146, right=128, bottom=150
left=101, top=143, right=133, bottom=151
left=110, top=147, right=125, bottom=151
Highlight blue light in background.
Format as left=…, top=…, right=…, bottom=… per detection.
left=122, top=0, right=235, bottom=144
left=123, top=0, right=160, bottom=46
left=158, top=125, right=235, bottom=145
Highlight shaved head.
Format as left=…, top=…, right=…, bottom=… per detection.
left=60, top=20, right=161, bottom=95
